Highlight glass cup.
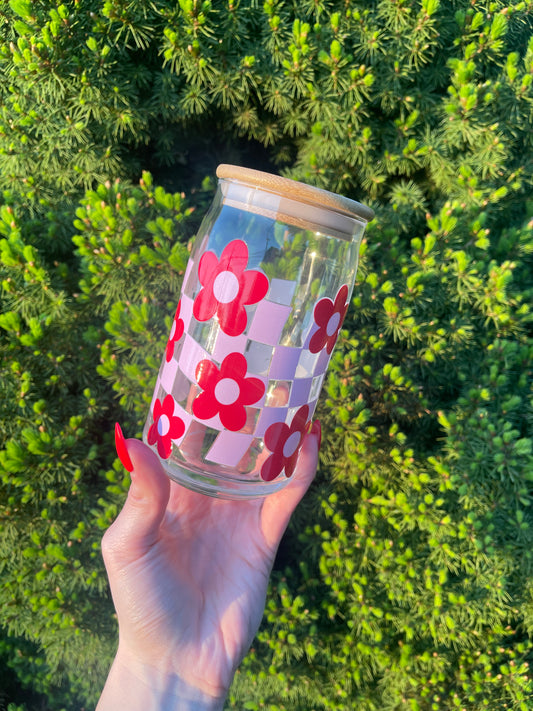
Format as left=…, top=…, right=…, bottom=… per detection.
left=143, top=165, right=373, bottom=499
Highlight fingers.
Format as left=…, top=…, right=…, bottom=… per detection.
left=260, top=420, right=320, bottom=551
left=102, top=434, right=171, bottom=568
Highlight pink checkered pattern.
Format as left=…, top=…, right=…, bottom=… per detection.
left=151, top=272, right=331, bottom=471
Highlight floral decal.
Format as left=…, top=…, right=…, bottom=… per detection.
left=193, top=239, right=269, bottom=337
left=309, top=284, right=349, bottom=355
left=193, top=352, right=265, bottom=431
left=165, top=301, right=185, bottom=362
left=260, top=404, right=311, bottom=481
left=148, top=394, right=186, bottom=459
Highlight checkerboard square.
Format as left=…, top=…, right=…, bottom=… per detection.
left=296, top=348, right=319, bottom=378
left=213, top=330, right=248, bottom=364
left=265, top=380, right=291, bottom=408
left=248, top=301, right=292, bottom=346
left=190, top=318, right=219, bottom=354
left=182, top=256, right=197, bottom=296
left=149, top=377, right=162, bottom=412
left=179, top=294, right=194, bottom=332
left=289, top=378, right=312, bottom=407
left=268, top=278, right=297, bottom=306
left=269, top=345, right=301, bottom=379
left=245, top=340, right=274, bottom=376
left=310, top=373, right=325, bottom=401
left=206, top=431, right=255, bottom=467
left=255, top=406, right=289, bottom=437
left=178, top=335, right=209, bottom=383
left=171, top=369, right=193, bottom=405
left=315, top=347, right=331, bottom=375
left=160, top=357, right=178, bottom=394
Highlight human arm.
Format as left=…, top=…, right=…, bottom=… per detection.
left=96, top=421, right=320, bottom=710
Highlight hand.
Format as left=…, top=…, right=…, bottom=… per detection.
left=97, top=421, right=320, bottom=710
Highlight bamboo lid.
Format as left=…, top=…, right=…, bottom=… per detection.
left=216, top=165, right=374, bottom=223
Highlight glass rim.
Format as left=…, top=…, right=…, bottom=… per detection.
left=216, top=164, right=375, bottom=224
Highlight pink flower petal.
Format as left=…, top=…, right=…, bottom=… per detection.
left=197, top=250, right=220, bottom=286
left=291, top=404, right=310, bottom=433
left=192, top=390, right=220, bottom=421
left=217, top=300, right=248, bottom=336
left=195, top=359, right=220, bottom=390
left=219, top=403, right=247, bottom=432
left=220, top=352, right=247, bottom=380
left=264, top=421, right=289, bottom=451
left=219, top=239, right=249, bottom=275
left=261, top=451, right=285, bottom=481
left=193, top=283, right=218, bottom=323
left=240, top=269, right=269, bottom=306
left=169, top=416, right=185, bottom=440
left=309, top=328, right=327, bottom=354
left=314, top=297, right=334, bottom=327
left=147, top=422, right=158, bottom=446
left=157, top=436, right=172, bottom=459
left=238, top=376, right=265, bottom=406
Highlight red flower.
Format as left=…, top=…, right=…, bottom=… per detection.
left=165, top=301, right=185, bottom=362
left=260, top=405, right=311, bottom=482
left=148, top=394, right=185, bottom=459
left=309, top=284, right=349, bottom=354
left=193, top=239, right=269, bottom=337
left=193, top=352, right=265, bottom=431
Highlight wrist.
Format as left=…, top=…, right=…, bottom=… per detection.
left=97, top=647, right=227, bottom=711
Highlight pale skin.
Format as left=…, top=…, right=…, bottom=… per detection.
left=97, top=423, right=320, bottom=710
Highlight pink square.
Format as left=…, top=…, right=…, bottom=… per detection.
left=247, top=301, right=292, bottom=346
left=213, top=330, right=247, bottom=363
left=150, top=377, right=162, bottom=412
left=178, top=335, right=209, bottom=383
left=206, top=431, right=255, bottom=467
left=270, top=346, right=301, bottom=379
left=315, top=348, right=331, bottom=375
left=160, top=357, right=178, bottom=393
left=289, top=378, right=312, bottom=407
left=255, top=407, right=289, bottom=437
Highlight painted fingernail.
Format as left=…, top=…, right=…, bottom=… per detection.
left=115, top=422, right=134, bottom=472
left=313, top=419, right=322, bottom=449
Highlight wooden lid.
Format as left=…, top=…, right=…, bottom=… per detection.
left=216, top=165, right=374, bottom=223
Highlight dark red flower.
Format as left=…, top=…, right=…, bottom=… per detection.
left=309, top=284, right=349, bottom=354
left=147, top=394, right=185, bottom=459
left=193, top=239, right=269, bottom=336
left=260, top=405, right=311, bottom=482
left=193, top=352, right=265, bottom=432
left=165, top=301, right=185, bottom=362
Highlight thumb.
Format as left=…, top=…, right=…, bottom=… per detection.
left=102, top=428, right=171, bottom=568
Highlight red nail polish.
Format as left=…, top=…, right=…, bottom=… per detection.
left=115, top=422, right=134, bottom=472
left=314, top=419, right=322, bottom=449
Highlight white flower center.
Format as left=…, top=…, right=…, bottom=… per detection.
left=213, top=270, right=240, bottom=304
left=157, top=414, right=170, bottom=437
left=214, top=378, right=240, bottom=406
left=283, top=431, right=301, bottom=458
left=326, top=311, right=341, bottom=337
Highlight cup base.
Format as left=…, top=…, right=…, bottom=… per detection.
left=156, top=455, right=289, bottom=500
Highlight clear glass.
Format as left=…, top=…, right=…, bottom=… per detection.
left=143, top=169, right=372, bottom=499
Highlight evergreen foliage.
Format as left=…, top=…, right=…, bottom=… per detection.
left=0, top=0, right=532, bottom=708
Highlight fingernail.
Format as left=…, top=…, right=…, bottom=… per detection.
left=313, top=419, right=322, bottom=449
left=115, top=422, right=134, bottom=472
